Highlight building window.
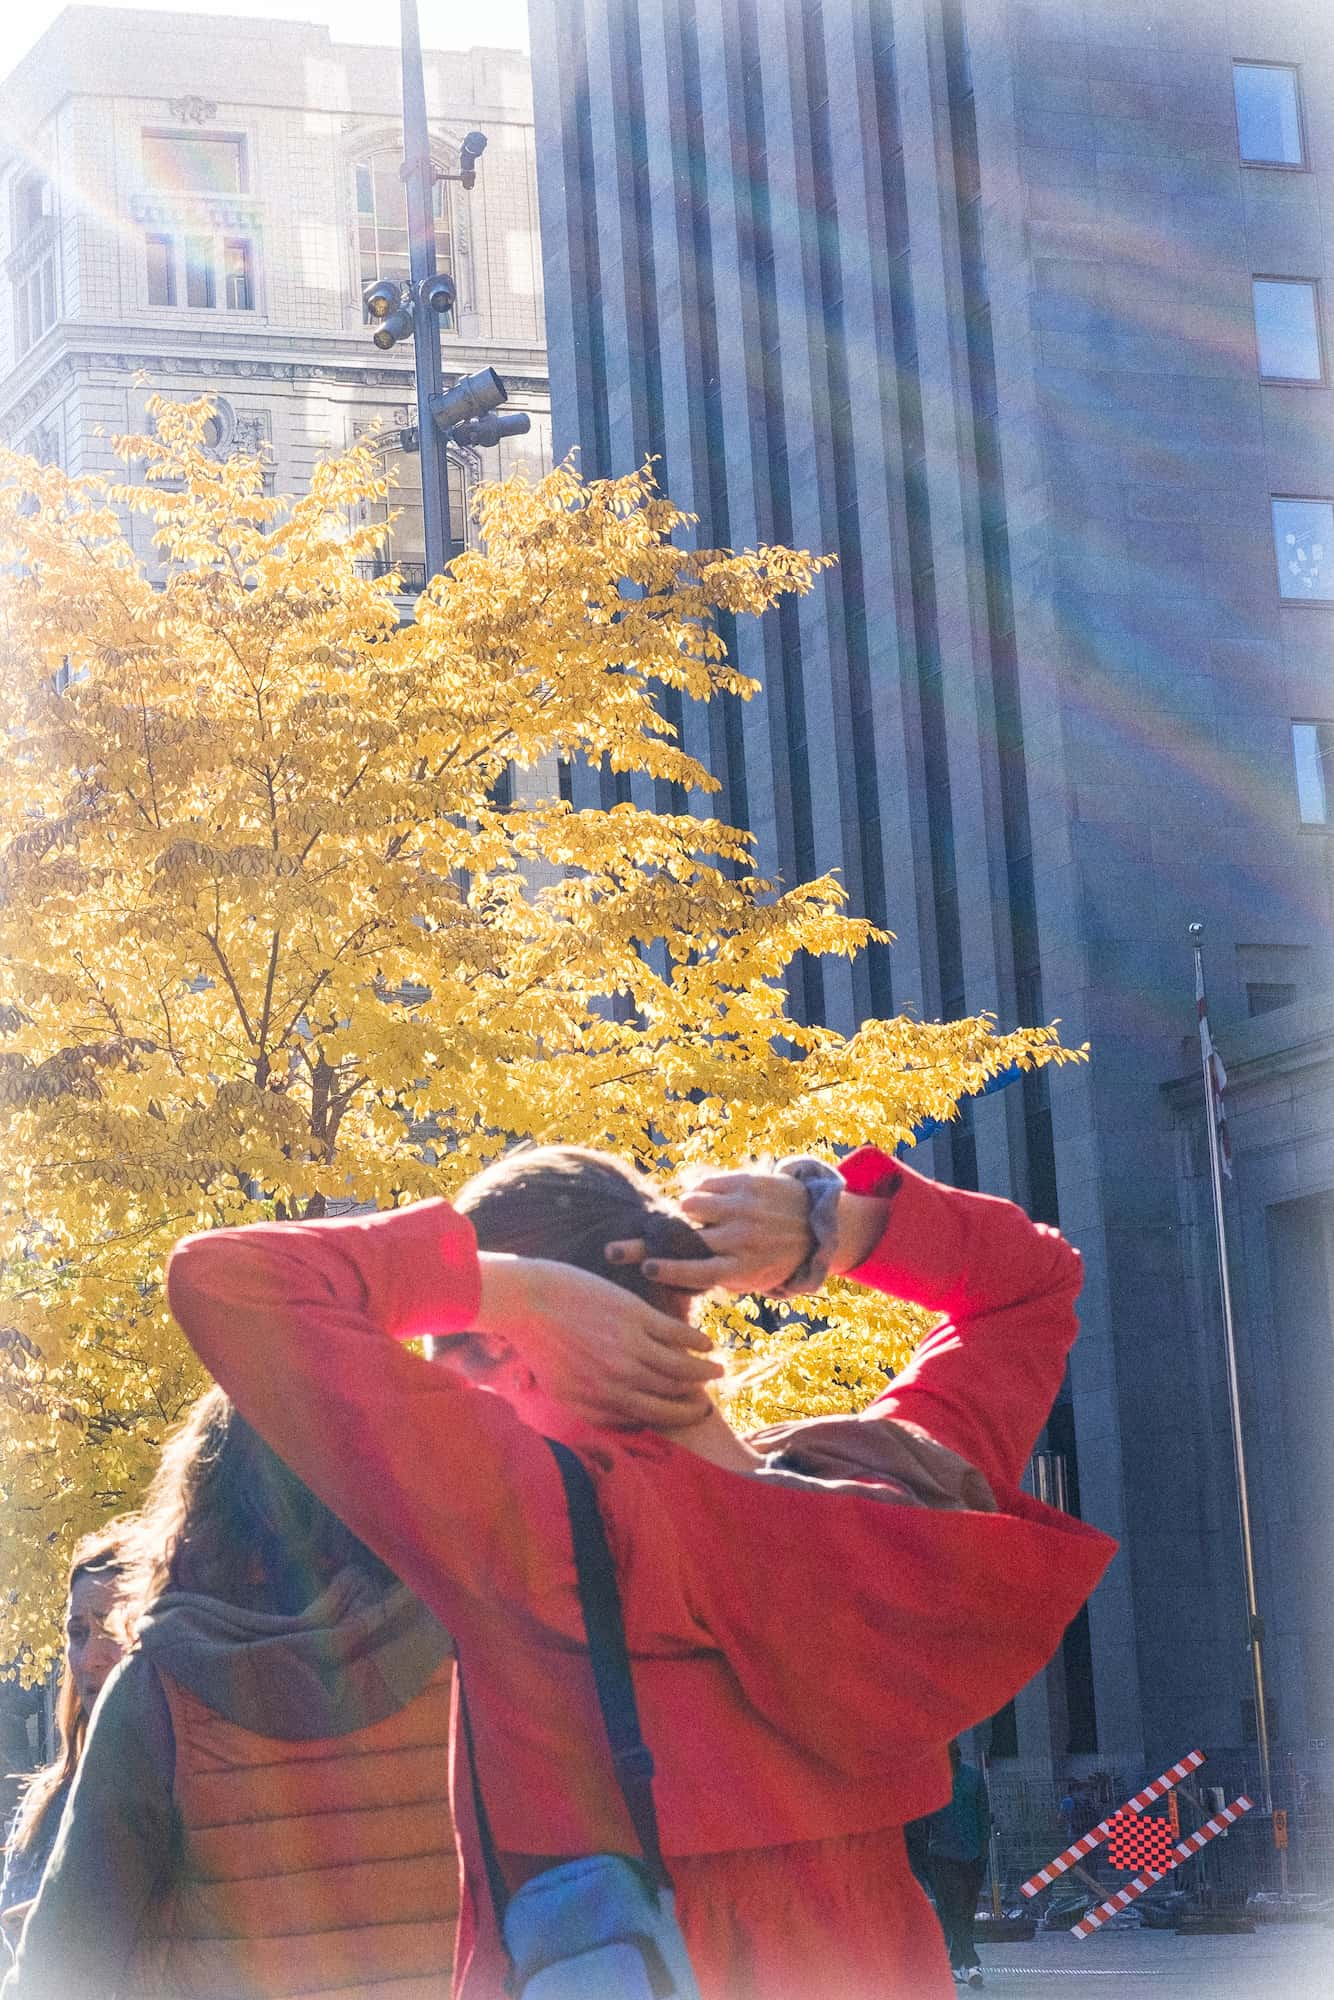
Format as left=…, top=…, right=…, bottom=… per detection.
left=356, top=153, right=451, bottom=292
left=223, top=238, right=253, bottom=311
left=1253, top=279, right=1323, bottom=382
left=142, top=131, right=246, bottom=193
left=146, top=234, right=254, bottom=312
left=1273, top=499, right=1334, bottom=601
left=185, top=238, right=215, bottom=309
left=14, top=256, right=57, bottom=357
left=146, top=232, right=176, bottom=307
left=364, top=440, right=428, bottom=584
left=1233, top=62, right=1304, bottom=166
left=1247, top=982, right=1298, bottom=1016
left=357, top=430, right=471, bottom=583
left=1292, top=721, right=1333, bottom=825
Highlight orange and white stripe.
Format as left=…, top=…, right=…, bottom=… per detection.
left=1071, top=1794, right=1254, bottom=1938
left=1019, top=1750, right=1207, bottom=1897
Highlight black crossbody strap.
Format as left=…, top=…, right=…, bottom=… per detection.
left=457, top=1436, right=671, bottom=1936
left=545, top=1437, right=670, bottom=1891
left=458, top=1675, right=511, bottom=1921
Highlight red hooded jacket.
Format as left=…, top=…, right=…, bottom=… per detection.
left=166, top=1150, right=1115, bottom=1999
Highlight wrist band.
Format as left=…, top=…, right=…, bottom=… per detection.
left=771, top=1155, right=844, bottom=1298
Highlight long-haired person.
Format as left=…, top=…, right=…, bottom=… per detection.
left=1, top=1386, right=460, bottom=2000
left=163, top=1144, right=1115, bottom=1999
left=1, top=1525, right=129, bottom=1945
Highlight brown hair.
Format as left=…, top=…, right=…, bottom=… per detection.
left=123, top=1384, right=397, bottom=1628
left=459, top=1145, right=708, bottom=1294
left=430, top=1145, right=712, bottom=1370
left=6, top=1523, right=130, bottom=1861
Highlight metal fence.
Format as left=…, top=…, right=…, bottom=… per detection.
left=352, top=558, right=430, bottom=591
left=986, top=1754, right=1334, bottom=1917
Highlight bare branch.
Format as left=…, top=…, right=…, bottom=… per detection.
left=201, top=909, right=257, bottom=1046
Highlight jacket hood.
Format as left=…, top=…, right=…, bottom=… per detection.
left=135, top=1569, right=451, bottom=1739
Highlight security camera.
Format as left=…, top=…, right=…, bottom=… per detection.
left=418, top=272, right=457, bottom=317
left=429, top=368, right=507, bottom=432
left=363, top=279, right=402, bottom=322
left=458, top=130, right=488, bottom=190
left=449, top=411, right=532, bottom=448
left=372, top=303, right=416, bottom=350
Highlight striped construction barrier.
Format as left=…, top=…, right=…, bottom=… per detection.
left=1071, top=1794, right=1254, bottom=1938
left=1019, top=1750, right=1207, bottom=1897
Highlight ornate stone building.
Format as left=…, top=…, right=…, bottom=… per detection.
left=0, top=5, right=551, bottom=578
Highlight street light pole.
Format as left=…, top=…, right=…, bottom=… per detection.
left=398, top=0, right=451, bottom=579
left=365, top=8, right=527, bottom=582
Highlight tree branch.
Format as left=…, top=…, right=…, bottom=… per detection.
left=254, top=929, right=282, bottom=1080
left=202, top=904, right=257, bottom=1045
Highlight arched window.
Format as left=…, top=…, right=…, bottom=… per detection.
left=355, top=154, right=452, bottom=293
left=356, top=429, right=472, bottom=588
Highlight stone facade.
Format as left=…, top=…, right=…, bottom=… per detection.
left=530, top=0, right=1334, bottom=1770
left=0, top=5, right=551, bottom=569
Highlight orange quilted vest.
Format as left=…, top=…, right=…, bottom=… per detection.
left=129, top=1659, right=458, bottom=1999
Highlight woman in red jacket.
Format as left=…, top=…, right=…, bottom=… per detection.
left=166, top=1144, right=1115, bottom=2000
left=3, top=1389, right=459, bottom=2000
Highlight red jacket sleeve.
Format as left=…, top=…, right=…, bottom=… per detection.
left=838, top=1150, right=1083, bottom=1495
left=165, top=1202, right=571, bottom=1638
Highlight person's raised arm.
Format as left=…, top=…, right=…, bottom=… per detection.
left=749, top=1151, right=1080, bottom=1496
left=166, top=1201, right=720, bottom=1628
left=833, top=1150, right=1082, bottom=1494
left=618, top=1151, right=1082, bottom=1497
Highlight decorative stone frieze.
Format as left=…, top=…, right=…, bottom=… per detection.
left=129, top=190, right=264, bottom=231
left=166, top=96, right=218, bottom=125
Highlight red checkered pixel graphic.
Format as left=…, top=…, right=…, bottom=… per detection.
left=1104, top=1812, right=1177, bottom=1874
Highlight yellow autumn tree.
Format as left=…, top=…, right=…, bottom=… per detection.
left=0, top=399, right=1079, bottom=1670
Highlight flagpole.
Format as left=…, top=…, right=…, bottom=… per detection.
left=1187, top=922, right=1275, bottom=1824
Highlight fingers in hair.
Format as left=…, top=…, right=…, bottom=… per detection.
left=676, top=1190, right=733, bottom=1226
left=603, top=1237, right=646, bottom=1267
left=640, top=1256, right=734, bottom=1291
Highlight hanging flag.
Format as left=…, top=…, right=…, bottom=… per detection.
left=1195, top=958, right=1233, bottom=1179
left=904, top=1062, right=1024, bottom=1148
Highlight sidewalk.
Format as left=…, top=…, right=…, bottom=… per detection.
left=974, top=1923, right=1328, bottom=1996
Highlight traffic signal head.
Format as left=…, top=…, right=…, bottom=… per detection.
left=459, top=130, right=488, bottom=190
left=428, top=367, right=507, bottom=433
left=448, top=411, right=533, bottom=448
left=418, top=272, right=457, bottom=317
left=372, top=304, right=415, bottom=350
left=363, top=279, right=402, bottom=322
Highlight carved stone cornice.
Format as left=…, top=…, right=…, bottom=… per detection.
left=71, top=351, right=420, bottom=389
left=0, top=354, right=76, bottom=435
left=1, top=341, right=550, bottom=434
left=77, top=350, right=548, bottom=395
left=129, top=189, right=264, bottom=231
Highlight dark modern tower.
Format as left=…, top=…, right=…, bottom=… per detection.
left=529, top=0, right=1334, bottom=1772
